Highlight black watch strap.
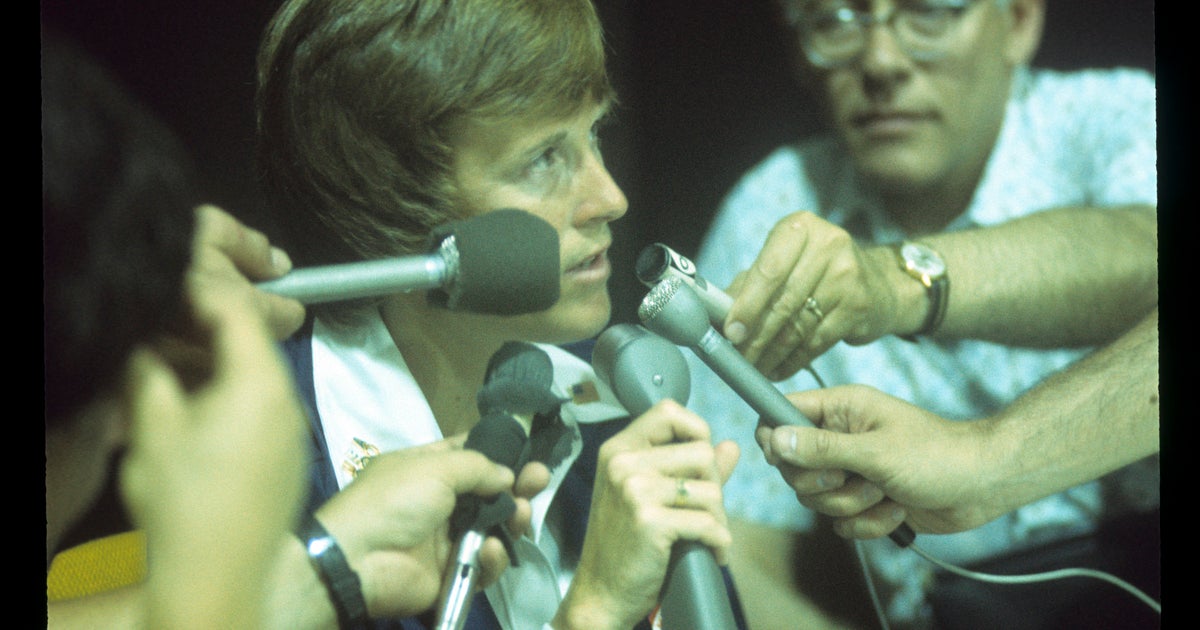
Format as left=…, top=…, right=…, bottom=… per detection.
left=299, top=515, right=369, bottom=629
left=920, top=274, right=949, bottom=336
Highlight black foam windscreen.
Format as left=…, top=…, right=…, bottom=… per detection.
left=428, top=209, right=560, bottom=315
left=463, top=411, right=529, bottom=472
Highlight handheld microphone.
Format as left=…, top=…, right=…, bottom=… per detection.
left=436, top=342, right=563, bottom=630
left=257, top=208, right=560, bottom=315
left=639, top=278, right=915, bottom=548
left=636, top=243, right=733, bottom=326
left=593, top=324, right=739, bottom=630
left=639, top=278, right=814, bottom=429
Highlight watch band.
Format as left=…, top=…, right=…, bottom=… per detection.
left=299, top=515, right=369, bottom=629
left=920, top=272, right=949, bottom=336
left=896, top=241, right=950, bottom=340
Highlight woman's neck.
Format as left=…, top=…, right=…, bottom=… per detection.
left=378, top=294, right=508, bottom=438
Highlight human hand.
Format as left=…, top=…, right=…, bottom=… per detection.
left=119, top=269, right=308, bottom=628
left=721, top=212, right=902, bottom=381
left=756, top=385, right=999, bottom=539
left=314, top=438, right=545, bottom=619
left=556, top=401, right=739, bottom=630
left=189, top=204, right=306, bottom=340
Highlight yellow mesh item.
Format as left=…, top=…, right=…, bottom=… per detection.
left=47, top=530, right=147, bottom=601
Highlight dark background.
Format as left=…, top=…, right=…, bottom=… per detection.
left=40, top=0, right=1157, bottom=327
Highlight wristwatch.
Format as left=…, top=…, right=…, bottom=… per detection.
left=897, top=241, right=949, bottom=337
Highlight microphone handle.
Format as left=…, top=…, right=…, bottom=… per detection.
left=660, top=541, right=738, bottom=630
left=689, top=328, right=814, bottom=429
left=686, top=327, right=917, bottom=548
left=256, top=254, right=447, bottom=304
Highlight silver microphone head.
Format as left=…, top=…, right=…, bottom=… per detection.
left=638, top=278, right=713, bottom=348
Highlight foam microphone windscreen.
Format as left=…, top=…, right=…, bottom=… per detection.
left=428, top=209, right=560, bottom=315
left=464, top=411, right=529, bottom=472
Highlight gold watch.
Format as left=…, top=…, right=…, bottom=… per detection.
left=897, top=241, right=949, bottom=336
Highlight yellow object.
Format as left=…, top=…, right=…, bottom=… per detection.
left=47, top=530, right=147, bottom=601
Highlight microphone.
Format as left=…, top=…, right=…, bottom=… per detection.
left=639, top=278, right=915, bottom=548
left=257, top=208, right=560, bottom=315
left=436, top=342, right=564, bottom=630
left=593, top=324, right=739, bottom=630
left=639, top=278, right=814, bottom=429
left=636, top=243, right=733, bottom=326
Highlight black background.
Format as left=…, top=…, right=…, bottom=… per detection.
left=40, top=0, right=1157, bottom=327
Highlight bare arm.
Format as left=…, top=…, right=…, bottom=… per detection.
left=726, top=205, right=1158, bottom=379
left=760, top=308, right=1160, bottom=538
left=919, top=205, right=1158, bottom=346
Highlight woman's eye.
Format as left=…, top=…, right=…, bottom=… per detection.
left=530, top=147, right=559, bottom=174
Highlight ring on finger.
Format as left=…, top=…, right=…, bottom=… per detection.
left=803, top=296, right=824, bottom=321
left=673, top=478, right=689, bottom=507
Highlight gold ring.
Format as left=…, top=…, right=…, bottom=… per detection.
left=803, top=296, right=824, bottom=321
left=673, top=478, right=689, bottom=507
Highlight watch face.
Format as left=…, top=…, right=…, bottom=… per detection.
left=901, top=242, right=946, bottom=276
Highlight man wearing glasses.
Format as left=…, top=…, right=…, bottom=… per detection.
left=687, top=1, right=1157, bottom=628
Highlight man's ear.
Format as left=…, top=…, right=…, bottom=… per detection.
left=1003, top=0, right=1046, bottom=66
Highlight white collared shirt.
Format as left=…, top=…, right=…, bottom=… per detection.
left=310, top=309, right=629, bottom=629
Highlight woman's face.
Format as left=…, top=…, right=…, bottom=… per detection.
left=449, top=99, right=628, bottom=344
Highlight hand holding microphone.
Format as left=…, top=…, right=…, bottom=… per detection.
left=593, top=324, right=740, bottom=630
left=639, top=277, right=915, bottom=548
left=436, top=342, right=564, bottom=630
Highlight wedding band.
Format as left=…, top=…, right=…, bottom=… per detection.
left=673, top=478, right=689, bottom=507
left=803, top=296, right=824, bottom=321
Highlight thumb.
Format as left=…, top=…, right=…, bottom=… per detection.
left=768, top=425, right=863, bottom=475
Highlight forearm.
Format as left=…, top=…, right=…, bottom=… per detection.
left=888, top=205, right=1158, bottom=346
left=981, top=308, right=1159, bottom=517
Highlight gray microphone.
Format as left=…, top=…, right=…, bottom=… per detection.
left=257, top=208, right=560, bottom=315
left=639, top=278, right=814, bottom=429
left=636, top=243, right=733, bottom=326
left=639, top=278, right=916, bottom=548
left=593, top=324, right=739, bottom=630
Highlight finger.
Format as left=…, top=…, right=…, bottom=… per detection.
left=604, top=400, right=711, bottom=452
left=475, top=535, right=513, bottom=590
left=723, top=214, right=810, bottom=347
left=713, top=440, right=740, bottom=485
left=655, top=507, right=734, bottom=564
left=607, top=439, right=724, bottom=485
left=661, top=476, right=724, bottom=515
left=506, top=497, right=534, bottom=540
left=514, top=461, right=551, bottom=498
left=795, top=475, right=885, bottom=518
left=436, top=450, right=517, bottom=498
left=194, top=204, right=292, bottom=281
left=831, top=499, right=908, bottom=540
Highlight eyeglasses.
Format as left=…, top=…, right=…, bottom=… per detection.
left=787, top=0, right=989, bottom=69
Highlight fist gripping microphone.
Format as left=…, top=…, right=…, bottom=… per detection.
left=639, top=278, right=916, bottom=548
left=593, top=324, right=739, bottom=630
left=639, top=278, right=814, bottom=429
left=258, top=208, right=560, bottom=315
left=636, top=243, right=733, bottom=326
left=436, top=342, right=565, bottom=630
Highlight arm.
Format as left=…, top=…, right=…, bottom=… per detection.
left=758, top=308, right=1159, bottom=538
left=723, top=205, right=1157, bottom=380
left=118, top=244, right=310, bottom=629
left=552, top=401, right=740, bottom=630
